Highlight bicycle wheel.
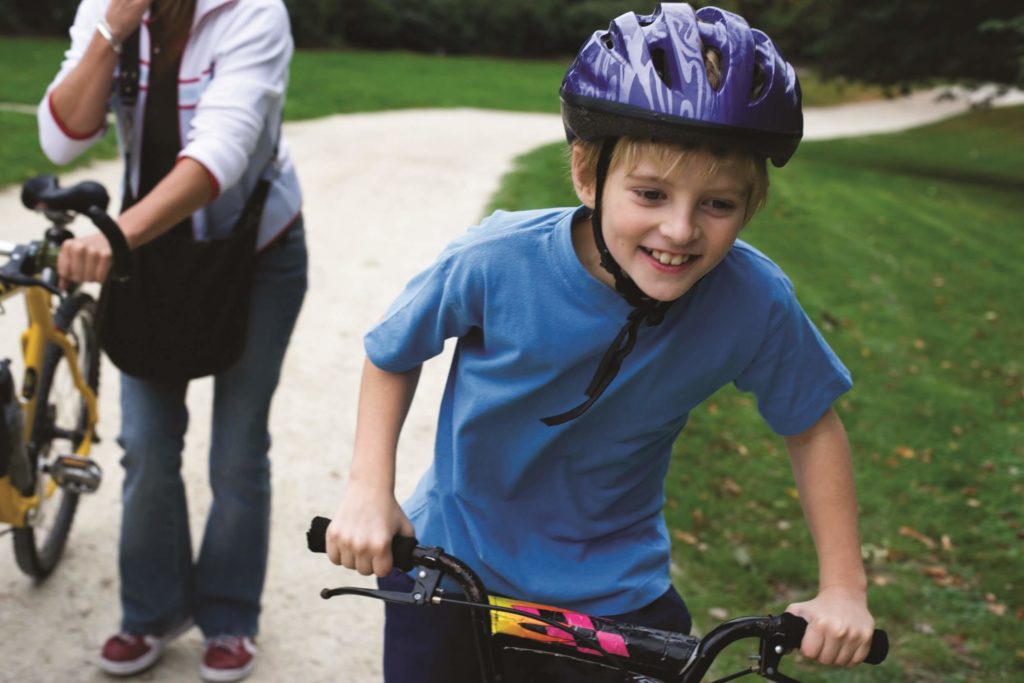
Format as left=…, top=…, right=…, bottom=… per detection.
left=13, top=292, right=100, bottom=579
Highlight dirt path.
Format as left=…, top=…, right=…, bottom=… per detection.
left=1, top=89, right=1020, bottom=682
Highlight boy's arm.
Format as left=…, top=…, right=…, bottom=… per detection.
left=783, top=407, right=876, bottom=667
left=326, top=357, right=421, bottom=577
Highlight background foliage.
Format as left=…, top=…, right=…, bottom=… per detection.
left=3, top=0, right=1021, bottom=87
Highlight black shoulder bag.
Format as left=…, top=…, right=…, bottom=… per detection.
left=98, top=29, right=274, bottom=383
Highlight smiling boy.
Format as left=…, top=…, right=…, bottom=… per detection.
left=326, top=5, right=875, bottom=682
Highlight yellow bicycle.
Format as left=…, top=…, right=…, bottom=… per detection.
left=0, top=175, right=128, bottom=579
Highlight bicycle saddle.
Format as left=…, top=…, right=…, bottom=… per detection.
left=22, top=175, right=110, bottom=214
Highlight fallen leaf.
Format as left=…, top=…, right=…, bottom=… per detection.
left=987, top=602, right=1008, bottom=616
left=900, top=526, right=937, bottom=549
left=673, top=530, right=699, bottom=545
left=721, top=478, right=742, bottom=496
left=708, top=607, right=729, bottom=621
left=941, top=535, right=953, bottom=552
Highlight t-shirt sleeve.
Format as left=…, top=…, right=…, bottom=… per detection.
left=733, top=275, right=852, bottom=436
left=364, top=253, right=479, bottom=373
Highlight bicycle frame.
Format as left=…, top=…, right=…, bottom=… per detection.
left=0, top=246, right=98, bottom=527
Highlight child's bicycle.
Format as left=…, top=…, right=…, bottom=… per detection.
left=307, top=516, right=888, bottom=682
left=0, top=175, right=129, bottom=579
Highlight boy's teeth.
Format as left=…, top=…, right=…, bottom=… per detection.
left=650, top=248, right=690, bottom=266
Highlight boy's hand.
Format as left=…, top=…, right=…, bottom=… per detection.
left=785, top=586, right=875, bottom=667
left=325, top=485, right=414, bottom=578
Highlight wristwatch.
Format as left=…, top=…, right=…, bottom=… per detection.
left=96, top=18, right=122, bottom=55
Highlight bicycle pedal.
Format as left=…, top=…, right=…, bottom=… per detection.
left=49, top=455, right=102, bottom=494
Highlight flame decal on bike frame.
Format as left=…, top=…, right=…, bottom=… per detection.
left=488, top=595, right=630, bottom=658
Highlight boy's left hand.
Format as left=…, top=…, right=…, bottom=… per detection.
left=785, top=586, right=875, bottom=667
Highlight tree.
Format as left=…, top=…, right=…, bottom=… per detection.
left=800, top=1, right=1023, bottom=87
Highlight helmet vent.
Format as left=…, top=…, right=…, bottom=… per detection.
left=651, top=48, right=672, bottom=88
left=602, top=33, right=614, bottom=50
left=751, top=64, right=766, bottom=100
left=702, top=47, right=723, bottom=90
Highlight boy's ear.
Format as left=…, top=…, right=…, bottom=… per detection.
left=570, top=145, right=596, bottom=209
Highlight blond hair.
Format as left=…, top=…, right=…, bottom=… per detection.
left=572, top=138, right=769, bottom=223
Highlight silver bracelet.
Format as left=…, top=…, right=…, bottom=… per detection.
left=96, top=18, right=122, bottom=55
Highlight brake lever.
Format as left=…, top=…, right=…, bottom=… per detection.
left=758, top=619, right=800, bottom=683
left=320, top=564, right=444, bottom=607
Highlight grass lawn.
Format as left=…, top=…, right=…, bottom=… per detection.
left=486, top=106, right=1024, bottom=682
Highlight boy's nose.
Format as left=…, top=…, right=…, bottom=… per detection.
left=660, top=210, right=701, bottom=244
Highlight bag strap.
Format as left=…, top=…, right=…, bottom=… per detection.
left=118, top=28, right=141, bottom=206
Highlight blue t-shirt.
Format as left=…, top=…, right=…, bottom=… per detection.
left=365, top=206, right=851, bottom=615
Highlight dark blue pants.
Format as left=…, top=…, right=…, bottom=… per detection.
left=380, top=570, right=691, bottom=683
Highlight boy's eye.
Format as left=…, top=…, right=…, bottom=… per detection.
left=705, top=198, right=736, bottom=212
left=634, top=189, right=665, bottom=201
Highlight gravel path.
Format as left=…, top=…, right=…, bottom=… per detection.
left=1, top=88, right=1020, bottom=682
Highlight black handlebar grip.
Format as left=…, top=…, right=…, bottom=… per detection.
left=85, top=206, right=132, bottom=282
left=783, top=613, right=889, bottom=665
left=307, top=516, right=331, bottom=553
left=306, top=516, right=419, bottom=572
left=391, top=535, right=418, bottom=572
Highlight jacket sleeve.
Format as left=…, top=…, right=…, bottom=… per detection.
left=37, top=0, right=110, bottom=164
left=178, top=0, right=293, bottom=194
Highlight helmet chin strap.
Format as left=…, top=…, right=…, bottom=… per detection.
left=541, top=138, right=672, bottom=426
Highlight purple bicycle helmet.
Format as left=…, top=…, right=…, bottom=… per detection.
left=560, top=3, right=803, bottom=167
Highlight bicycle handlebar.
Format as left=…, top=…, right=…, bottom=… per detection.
left=20, top=175, right=131, bottom=282
left=306, top=515, right=889, bottom=679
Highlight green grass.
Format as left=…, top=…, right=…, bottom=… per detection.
left=485, top=106, right=1024, bottom=682
left=287, top=48, right=566, bottom=119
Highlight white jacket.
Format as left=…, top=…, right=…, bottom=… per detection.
left=38, top=0, right=302, bottom=248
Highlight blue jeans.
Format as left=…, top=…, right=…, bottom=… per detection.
left=117, top=221, right=307, bottom=638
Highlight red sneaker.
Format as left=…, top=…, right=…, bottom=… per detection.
left=98, top=619, right=193, bottom=676
left=200, top=636, right=257, bottom=682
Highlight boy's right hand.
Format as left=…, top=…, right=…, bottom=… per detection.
left=325, top=487, right=414, bottom=578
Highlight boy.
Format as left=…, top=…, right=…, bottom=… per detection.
left=327, top=4, right=876, bottom=681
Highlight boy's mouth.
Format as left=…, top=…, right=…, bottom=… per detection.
left=643, top=247, right=694, bottom=267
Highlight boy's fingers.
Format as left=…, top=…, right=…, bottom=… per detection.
left=372, top=551, right=394, bottom=578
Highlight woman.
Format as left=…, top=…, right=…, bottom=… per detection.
left=38, top=1, right=306, bottom=680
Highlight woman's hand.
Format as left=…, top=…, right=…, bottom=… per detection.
left=57, top=232, right=113, bottom=287
left=786, top=586, right=876, bottom=667
left=326, top=484, right=414, bottom=578
left=105, top=0, right=153, bottom=42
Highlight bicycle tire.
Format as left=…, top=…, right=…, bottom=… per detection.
left=13, top=292, right=99, bottom=579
